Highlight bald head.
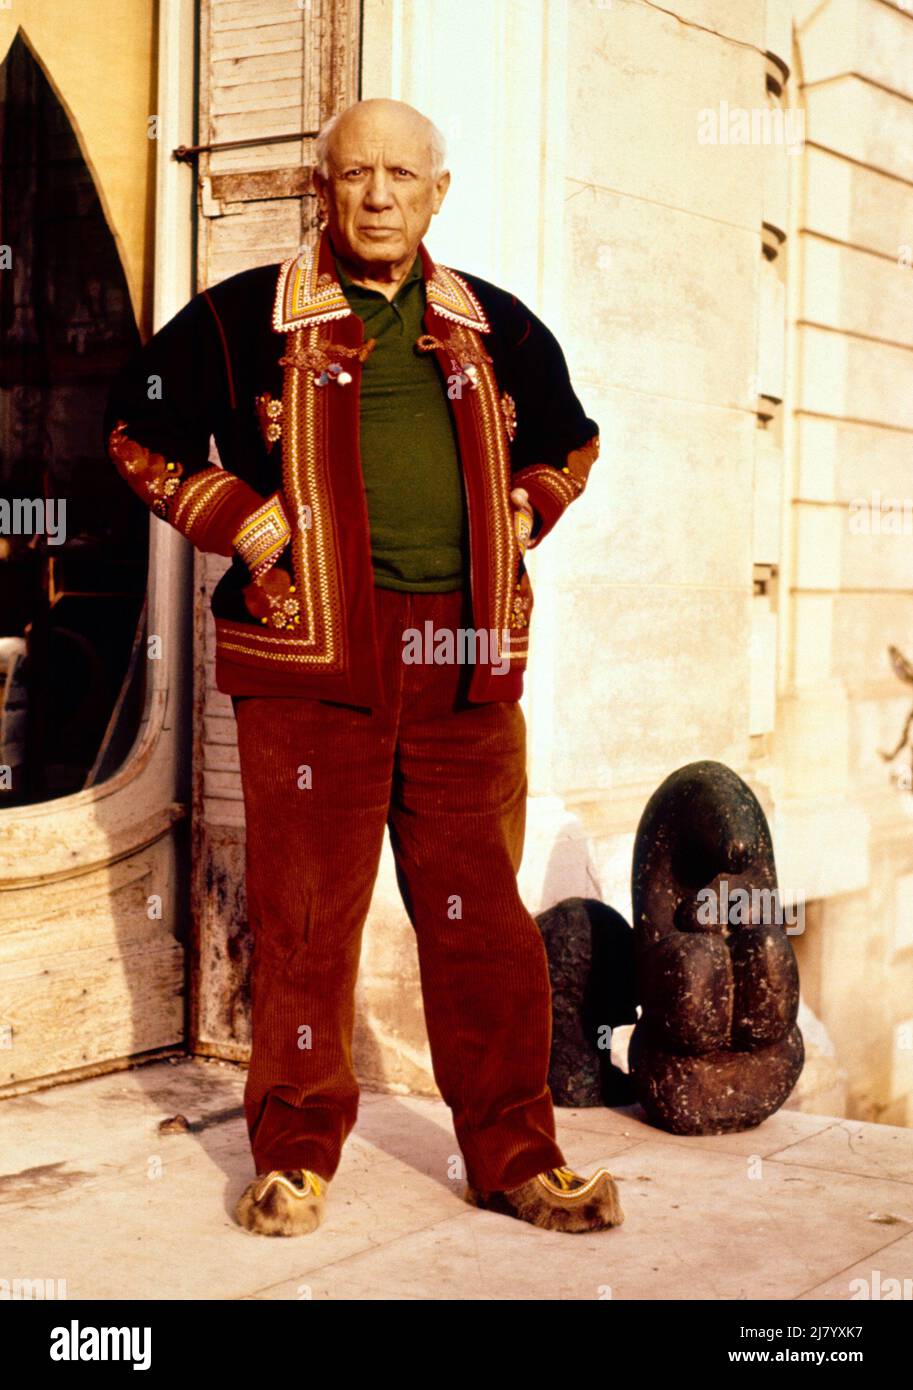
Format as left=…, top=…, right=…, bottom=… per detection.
left=315, top=100, right=447, bottom=180
left=311, top=98, right=451, bottom=292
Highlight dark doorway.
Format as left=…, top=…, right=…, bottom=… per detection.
left=0, top=32, right=149, bottom=805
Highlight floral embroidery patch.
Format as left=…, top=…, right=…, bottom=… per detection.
left=509, top=574, right=533, bottom=630
left=254, top=393, right=283, bottom=452
left=500, top=391, right=518, bottom=442
left=242, top=566, right=301, bottom=631
left=108, top=421, right=183, bottom=519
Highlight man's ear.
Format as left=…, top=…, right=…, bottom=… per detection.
left=432, top=169, right=451, bottom=215
left=312, top=169, right=326, bottom=200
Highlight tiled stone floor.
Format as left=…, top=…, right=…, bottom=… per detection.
left=2, top=1058, right=911, bottom=1300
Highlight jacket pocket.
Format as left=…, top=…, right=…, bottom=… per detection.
left=210, top=548, right=295, bottom=629
left=239, top=547, right=302, bottom=632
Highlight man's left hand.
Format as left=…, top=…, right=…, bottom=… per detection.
left=510, top=486, right=535, bottom=555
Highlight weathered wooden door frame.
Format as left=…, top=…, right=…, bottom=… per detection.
left=189, top=0, right=362, bottom=1062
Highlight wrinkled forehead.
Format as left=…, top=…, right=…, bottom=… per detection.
left=328, top=112, right=435, bottom=171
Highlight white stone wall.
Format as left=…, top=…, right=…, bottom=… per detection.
left=359, top=0, right=913, bottom=1121
left=783, top=0, right=913, bottom=1126
left=182, top=0, right=913, bottom=1121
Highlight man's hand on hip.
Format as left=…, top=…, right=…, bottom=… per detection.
left=510, top=486, right=536, bottom=556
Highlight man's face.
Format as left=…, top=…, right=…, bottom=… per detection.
left=314, top=104, right=450, bottom=274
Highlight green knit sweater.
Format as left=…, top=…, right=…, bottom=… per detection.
left=335, top=253, right=468, bottom=592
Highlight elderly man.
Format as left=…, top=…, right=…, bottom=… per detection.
left=104, top=98, right=620, bottom=1236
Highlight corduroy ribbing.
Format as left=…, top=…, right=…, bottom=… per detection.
left=233, top=584, right=566, bottom=1192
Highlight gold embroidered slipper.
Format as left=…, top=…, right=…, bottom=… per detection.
left=235, top=1168, right=327, bottom=1237
left=465, top=1164, right=624, bottom=1234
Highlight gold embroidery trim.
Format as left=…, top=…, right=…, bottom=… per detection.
left=217, top=626, right=325, bottom=661
left=108, top=422, right=248, bottom=546
left=425, top=264, right=491, bottom=334
left=170, top=468, right=239, bottom=543
left=273, top=246, right=491, bottom=334
left=273, top=325, right=345, bottom=667
left=451, top=323, right=515, bottom=653
left=513, top=436, right=599, bottom=515
left=227, top=325, right=347, bottom=665
left=514, top=464, right=576, bottom=507
left=273, top=249, right=351, bottom=330
left=232, top=492, right=292, bottom=579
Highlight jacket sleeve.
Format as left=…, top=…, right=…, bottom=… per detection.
left=102, top=289, right=290, bottom=572
left=503, top=299, right=600, bottom=551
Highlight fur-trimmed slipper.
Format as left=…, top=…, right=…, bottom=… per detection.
left=465, top=1164, right=624, bottom=1234
left=234, top=1169, right=327, bottom=1236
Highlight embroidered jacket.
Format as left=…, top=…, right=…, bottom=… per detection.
left=103, top=231, right=599, bottom=705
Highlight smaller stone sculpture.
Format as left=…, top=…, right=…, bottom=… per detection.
left=536, top=896, right=638, bottom=1107
left=629, top=761, right=803, bottom=1134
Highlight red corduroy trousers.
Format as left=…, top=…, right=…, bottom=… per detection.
left=232, top=583, right=566, bottom=1192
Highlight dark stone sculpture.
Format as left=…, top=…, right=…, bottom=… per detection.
left=536, top=897, right=638, bottom=1107
left=629, top=761, right=804, bottom=1134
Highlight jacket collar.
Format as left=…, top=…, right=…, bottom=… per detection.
left=272, top=228, right=490, bottom=334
